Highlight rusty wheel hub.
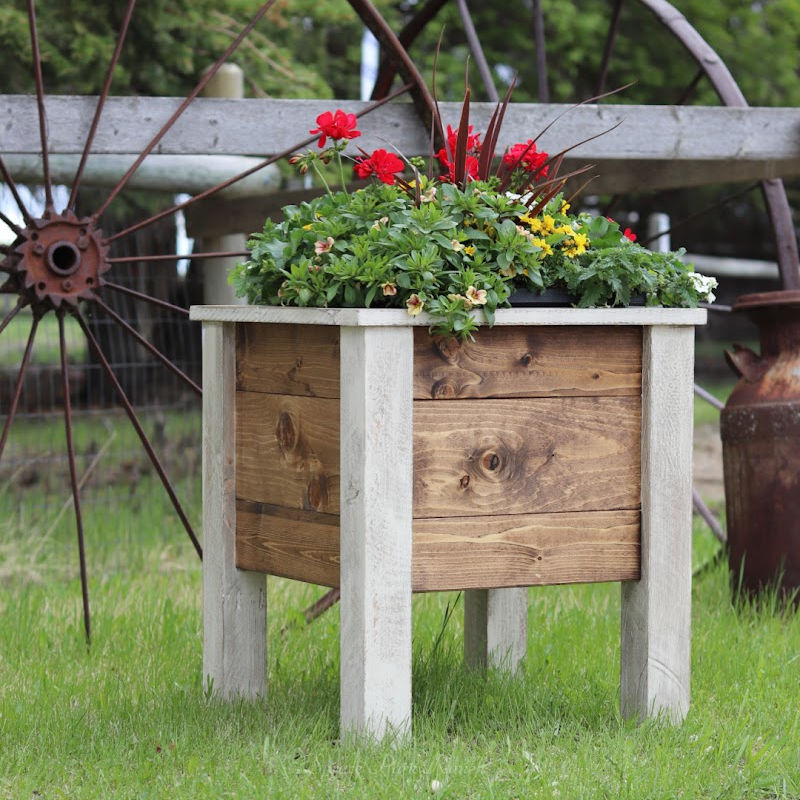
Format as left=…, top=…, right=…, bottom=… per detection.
left=4, top=210, right=109, bottom=310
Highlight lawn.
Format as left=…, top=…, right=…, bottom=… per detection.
left=1, top=389, right=798, bottom=799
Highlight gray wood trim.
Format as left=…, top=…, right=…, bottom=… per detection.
left=620, top=325, right=694, bottom=723
left=202, top=321, right=267, bottom=699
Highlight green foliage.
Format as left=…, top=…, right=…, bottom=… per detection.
left=232, top=175, right=715, bottom=339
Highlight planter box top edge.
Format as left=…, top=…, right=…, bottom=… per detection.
left=190, top=304, right=707, bottom=327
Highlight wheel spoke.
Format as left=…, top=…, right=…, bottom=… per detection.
left=58, top=311, right=91, bottom=644
left=92, top=0, right=280, bottom=221
left=694, top=384, right=724, bottom=411
left=26, top=0, right=54, bottom=211
left=0, top=297, right=26, bottom=337
left=304, top=588, right=340, bottom=623
left=595, top=0, right=624, bottom=98
left=693, top=487, right=726, bottom=544
left=88, top=294, right=201, bottom=396
left=103, top=81, right=415, bottom=246
left=107, top=250, right=248, bottom=264
left=0, top=209, right=23, bottom=237
left=0, top=313, right=39, bottom=463
left=641, top=182, right=760, bottom=247
left=68, top=0, right=137, bottom=211
left=531, top=0, right=549, bottom=102
left=454, top=0, right=498, bottom=102
left=73, top=309, right=203, bottom=558
left=674, top=68, right=705, bottom=105
left=102, top=281, right=190, bottom=316
left=0, top=156, right=33, bottom=224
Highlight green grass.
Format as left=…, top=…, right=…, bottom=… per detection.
left=0, top=311, right=86, bottom=368
left=1, top=480, right=798, bottom=798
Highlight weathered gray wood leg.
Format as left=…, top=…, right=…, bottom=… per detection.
left=202, top=321, right=267, bottom=699
left=339, top=325, right=414, bottom=741
left=464, top=588, right=528, bottom=673
left=620, top=325, right=693, bottom=723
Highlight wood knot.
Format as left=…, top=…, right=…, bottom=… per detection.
left=431, top=379, right=457, bottom=399
left=433, top=335, right=462, bottom=362
left=459, top=474, right=470, bottom=489
left=482, top=452, right=501, bottom=471
left=306, top=474, right=329, bottom=511
left=520, top=352, right=533, bottom=367
left=275, top=411, right=298, bottom=452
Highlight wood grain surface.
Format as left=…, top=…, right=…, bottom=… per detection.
left=413, top=396, right=641, bottom=518
left=236, top=391, right=340, bottom=513
left=236, top=322, right=340, bottom=398
left=236, top=499, right=339, bottom=586
left=235, top=505, right=640, bottom=591
left=414, top=509, right=640, bottom=590
left=413, top=326, right=641, bottom=399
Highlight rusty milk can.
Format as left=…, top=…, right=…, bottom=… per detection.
left=721, top=289, right=800, bottom=598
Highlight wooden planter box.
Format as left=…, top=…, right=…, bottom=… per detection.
left=191, top=305, right=706, bottom=740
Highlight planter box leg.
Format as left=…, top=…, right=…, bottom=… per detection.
left=339, top=326, right=414, bottom=742
left=202, top=321, right=267, bottom=700
left=621, top=325, right=693, bottom=723
left=464, top=588, right=528, bottom=672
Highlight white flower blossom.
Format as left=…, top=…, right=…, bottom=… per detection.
left=688, top=271, right=718, bottom=302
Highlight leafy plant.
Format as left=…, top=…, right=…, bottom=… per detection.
left=232, top=87, right=717, bottom=339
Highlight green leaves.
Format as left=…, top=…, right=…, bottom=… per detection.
left=231, top=181, right=715, bottom=340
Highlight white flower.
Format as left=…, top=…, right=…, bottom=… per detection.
left=688, top=271, right=718, bottom=302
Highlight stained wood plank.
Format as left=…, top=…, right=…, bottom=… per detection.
left=413, top=396, right=641, bottom=518
left=414, top=509, right=640, bottom=590
left=236, top=322, right=340, bottom=398
left=236, top=499, right=339, bottom=587
left=236, top=391, right=340, bottom=513
left=413, top=326, right=641, bottom=399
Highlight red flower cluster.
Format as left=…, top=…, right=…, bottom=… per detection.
left=353, top=148, right=405, bottom=185
left=502, top=139, right=549, bottom=179
left=310, top=109, right=361, bottom=149
left=436, top=124, right=482, bottom=183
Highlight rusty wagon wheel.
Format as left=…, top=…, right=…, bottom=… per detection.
left=0, top=0, right=436, bottom=642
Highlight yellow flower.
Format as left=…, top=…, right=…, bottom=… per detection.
left=556, top=225, right=574, bottom=236
left=560, top=201, right=571, bottom=214
left=381, top=282, right=397, bottom=296
left=302, top=224, right=313, bottom=230
left=563, top=233, right=589, bottom=258
left=406, top=294, right=424, bottom=316
left=572, top=232, right=590, bottom=249
left=463, top=245, right=476, bottom=256
left=532, top=237, right=554, bottom=256
left=540, top=215, right=557, bottom=235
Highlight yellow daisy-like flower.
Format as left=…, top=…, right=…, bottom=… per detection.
left=532, top=237, right=554, bottom=256
left=563, top=232, right=589, bottom=258
left=540, top=215, right=557, bottom=235
left=463, top=245, right=476, bottom=256
left=556, top=224, right=574, bottom=236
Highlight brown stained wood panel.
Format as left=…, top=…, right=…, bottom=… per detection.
left=413, top=326, right=642, bottom=399
left=236, top=499, right=340, bottom=587
left=413, top=509, right=640, bottom=590
left=236, top=391, right=340, bottom=513
left=413, top=396, right=641, bottom=518
left=236, top=322, right=340, bottom=398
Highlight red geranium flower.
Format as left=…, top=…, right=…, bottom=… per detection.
left=444, top=124, right=482, bottom=155
left=437, top=153, right=480, bottom=184
left=623, top=227, right=637, bottom=242
left=309, top=109, right=361, bottom=149
left=503, top=140, right=549, bottom=179
left=353, top=149, right=405, bottom=185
